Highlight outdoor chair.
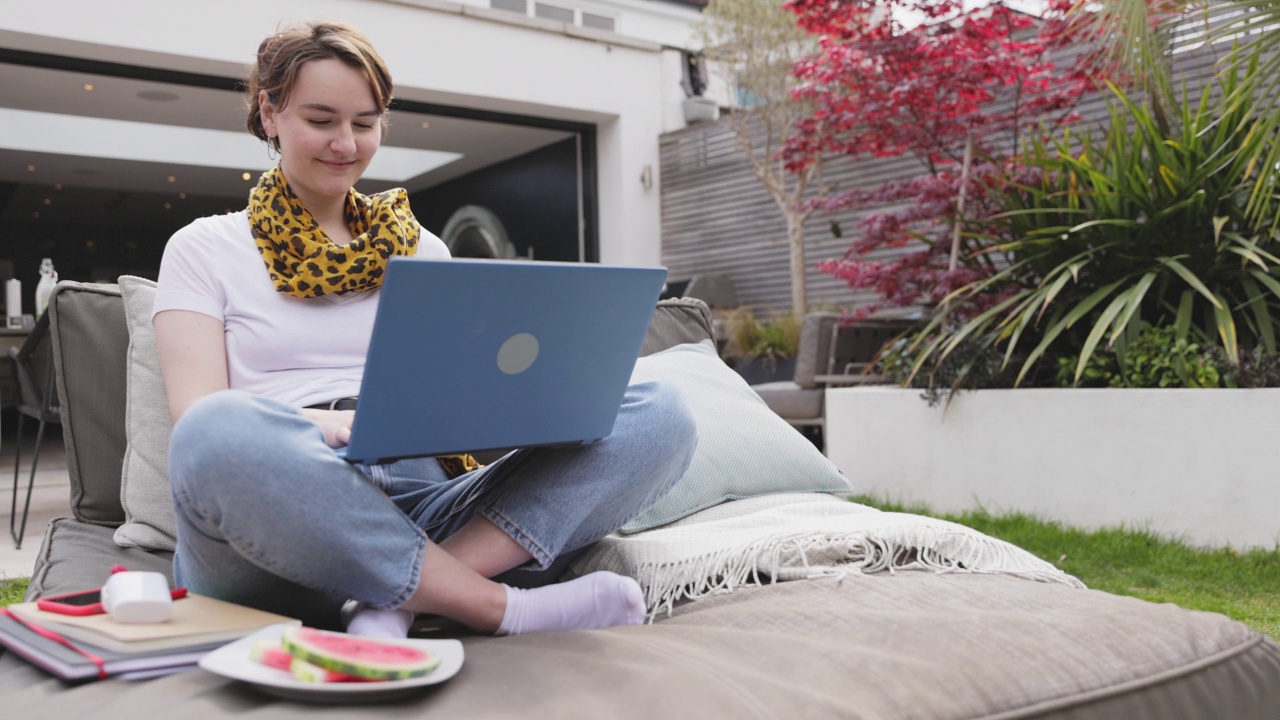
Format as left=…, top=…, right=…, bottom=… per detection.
left=8, top=309, right=61, bottom=549
left=751, top=313, right=913, bottom=441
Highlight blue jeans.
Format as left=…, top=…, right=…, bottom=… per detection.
left=168, top=381, right=694, bottom=628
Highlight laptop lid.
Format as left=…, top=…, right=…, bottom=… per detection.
left=341, top=258, right=668, bottom=464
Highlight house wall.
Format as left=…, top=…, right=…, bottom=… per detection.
left=0, top=0, right=704, bottom=268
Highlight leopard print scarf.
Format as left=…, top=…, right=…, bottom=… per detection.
left=248, top=166, right=419, bottom=297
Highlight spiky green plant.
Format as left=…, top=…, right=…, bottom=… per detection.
left=1068, top=0, right=1280, bottom=228
left=904, top=48, right=1280, bottom=388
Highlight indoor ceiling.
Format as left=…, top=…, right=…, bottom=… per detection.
left=0, top=59, right=574, bottom=228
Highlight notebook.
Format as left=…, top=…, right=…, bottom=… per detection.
left=340, top=258, right=668, bottom=464
left=5, top=594, right=298, bottom=654
left=1, top=595, right=298, bottom=681
left=0, top=613, right=217, bottom=681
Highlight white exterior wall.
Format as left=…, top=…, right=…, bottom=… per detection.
left=0, top=0, right=705, bottom=267
left=825, top=387, right=1280, bottom=550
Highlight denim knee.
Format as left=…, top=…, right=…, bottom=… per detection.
left=169, top=390, right=285, bottom=494
left=631, top=379, right=697, bottom=469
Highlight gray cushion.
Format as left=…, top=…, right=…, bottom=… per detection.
left=792, top=312, right=838, bottom=388
left=23, top=518, right=174, bottom=602
left=47, top=281, right=129, bottom=526
left=622, top=340, right=851, bottom=533
left=641, top=297, right=713, bottom=355
left=113, top=276, right=177, bottom=551
left=751, top=380, right=824, bottom=420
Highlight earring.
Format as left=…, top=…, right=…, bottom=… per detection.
left=266, top=139, right=279, bottom=161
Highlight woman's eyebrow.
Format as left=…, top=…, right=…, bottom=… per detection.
left=299, top=103, right=381, bottom=117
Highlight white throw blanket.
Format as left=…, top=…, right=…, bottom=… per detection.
left=569, top=493, right=1086, bottom=618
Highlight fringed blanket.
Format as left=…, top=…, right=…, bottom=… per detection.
left=569, top=493, right=1085, bottom=618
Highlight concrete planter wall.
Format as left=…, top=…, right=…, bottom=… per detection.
left=824, top=386, right=1280, bottom=549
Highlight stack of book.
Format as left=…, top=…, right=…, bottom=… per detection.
left=0, top=594, right=297, bottom=681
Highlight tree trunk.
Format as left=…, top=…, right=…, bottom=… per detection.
left=787, top=213, right=808, bottom=317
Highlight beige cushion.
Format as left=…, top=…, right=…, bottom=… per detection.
left=112, top=276, right=177, bottom=552
left=621, top=339, right=851, bottom=533
left=7, top=572, right=1279, bottom=718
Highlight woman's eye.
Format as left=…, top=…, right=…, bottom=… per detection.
left=308, top=119, right=331, bottom=126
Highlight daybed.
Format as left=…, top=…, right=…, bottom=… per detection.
left=2, top=280, right=1278, bottom=719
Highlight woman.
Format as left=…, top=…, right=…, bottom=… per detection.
left=154, top=21, right=694, bottom=636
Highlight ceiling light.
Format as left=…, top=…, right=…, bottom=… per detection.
left=32, top=212, right=40, bottom=219
left=138, top=90, right=180, bottom=102
left=167, top=175, right=176, bottom=183
left=43, top=198, right=52, bottom=205
left=243, top=172, right=252, bottom=180
left=179, top=192, right=187, bottom=199
left=83, top=83, right=94, bottom=91
left=420, top=121, right=431, bottom=129
left=26, top=164, right=35, bottom=172
left=54, top=183, right=63, bottom=191
left=164, top=202, right=172, bottom=210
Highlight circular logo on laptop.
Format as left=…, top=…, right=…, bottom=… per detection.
left=497, top=333, right=539, bottom=375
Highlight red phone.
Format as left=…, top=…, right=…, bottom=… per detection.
left=37, top=586, right=189, bottom=616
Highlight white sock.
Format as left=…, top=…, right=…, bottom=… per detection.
left=345, top=605, right=415, bottom=638
left=497, top=571, right=645, bottom=636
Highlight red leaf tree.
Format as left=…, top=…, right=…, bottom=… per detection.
left=782, top=0, right=1098, bottom=317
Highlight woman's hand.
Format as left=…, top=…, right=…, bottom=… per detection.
left=299, top=408, right=355, bottom=448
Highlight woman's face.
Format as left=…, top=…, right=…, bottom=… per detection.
left=259, top=58, right=383, bottom=211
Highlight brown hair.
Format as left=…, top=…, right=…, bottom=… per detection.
left=245, top=21, right=394, bottom=150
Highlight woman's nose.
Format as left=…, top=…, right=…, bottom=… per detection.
left=331, top=126, right=357, bottom=154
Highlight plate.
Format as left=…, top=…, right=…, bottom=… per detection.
left=198, top=623, right=464, bottom=703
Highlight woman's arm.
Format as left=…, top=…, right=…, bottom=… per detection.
left=154, top=308, right=354, bottom=446
left=154, top=309, right=230, bottom=423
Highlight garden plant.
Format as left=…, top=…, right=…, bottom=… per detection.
left=720, top=308, right=803, bottom=382
left=782, top=0, right=1280, bottom=394
left=906, top=53, right=1280, bottom=391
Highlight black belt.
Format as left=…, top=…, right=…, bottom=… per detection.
left=308, top=397, right=358, bottom=411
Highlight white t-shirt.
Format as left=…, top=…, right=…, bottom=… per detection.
left=153, top=210, right=450, bottom=408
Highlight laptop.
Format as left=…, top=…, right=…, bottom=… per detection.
left=340, top=257, right=668, bottom=464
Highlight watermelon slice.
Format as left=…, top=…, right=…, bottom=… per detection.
left=249, top=639, right=295, bottom=673
left=280, top=626, right=441, bottom=681
left=289, top=656, right=366, bottom=684
left=248, top=640, right=372, bottom=683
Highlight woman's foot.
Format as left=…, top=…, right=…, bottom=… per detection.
left=497, top=571, right=645, bottom=635
left=344, top=603, right=416, bottom=638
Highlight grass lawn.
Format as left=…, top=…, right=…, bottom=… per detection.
left=1, top=577, right=26, bottom=607
left=2, top=501, right=1277, bottom=641
left=854, top=495, right=1280, bottom=641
